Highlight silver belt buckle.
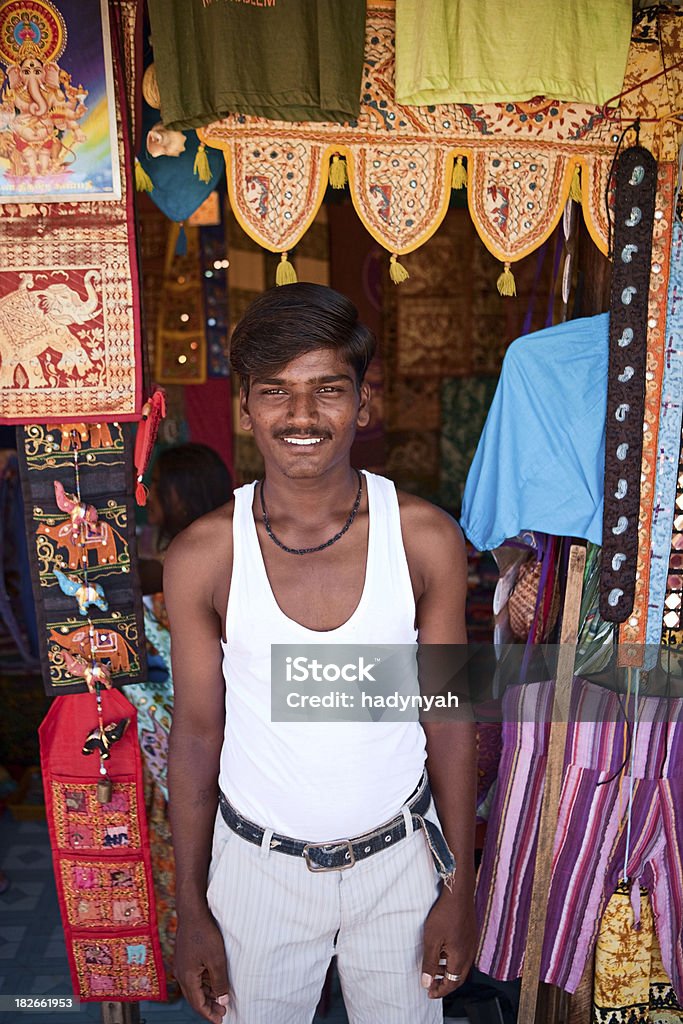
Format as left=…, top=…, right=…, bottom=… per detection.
left=303, top=839, right=356, bottom=873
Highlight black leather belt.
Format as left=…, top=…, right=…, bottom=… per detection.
left=218, top=772, right=456, bottom=883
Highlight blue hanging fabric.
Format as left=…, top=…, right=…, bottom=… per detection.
left=136, top=66, right=225, bottom=223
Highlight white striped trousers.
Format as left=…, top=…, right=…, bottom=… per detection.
left=206, top=806, right=444, bottom=1023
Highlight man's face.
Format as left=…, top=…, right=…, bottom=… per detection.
left=240, top=349, right=371, bottom=479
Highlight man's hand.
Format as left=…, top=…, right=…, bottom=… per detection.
left=174, top=912, right=231, bottom=1023
left=421, top=887, right=477, bottom=1000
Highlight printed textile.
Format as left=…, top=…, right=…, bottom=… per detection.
left=621, top=6, right=683, bottom=168
left=136, top=194, right=168, bottom=374
left=198, top=3, right=681, bottom=266
left=476, top=679, right=683, bottom=1000
left=440, top=377, right=498, bottom=516
left=394, top=0, right=632, bottom=107
left=592, top=883, right=683, bottom=1024
left=124, top=597, right=178, bottom=996
left=40, top=688, right=167, bottom=1002
left=123, top=603, right=173, bottom=802
left=460, top=314, right=609, bottom=552
left=646, top=221, right=683, bottom=654
left=0, top=22, right=143, bottom=424
left=17, top=423, right=147, bottom=696
left=147, top=0, right=366, bottom=129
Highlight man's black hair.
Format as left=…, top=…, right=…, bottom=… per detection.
left=229, top=282, right=376, bottom=393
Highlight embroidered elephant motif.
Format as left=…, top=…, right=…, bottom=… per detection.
left=57, top=422, right=114, bottom=452
left=81, top=715, right=129, bottom=757
left=0, top=271, right=101, bottom=389
left=49, top=626, right=135, bottom=673
left=38, top=518, right=124, bottom=568
left=64, top=650, right=113, bottom=692
left=53, top=480, right=98, bottom=539
left=53, top=567, right=108, bottom=615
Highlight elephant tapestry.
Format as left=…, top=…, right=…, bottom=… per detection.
left=0, top=0, right=120, bottom=202
left=17, top=422, right=148, bottom=696
left=0, top=268, right=105, bottom=391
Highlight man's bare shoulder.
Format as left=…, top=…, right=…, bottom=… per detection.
left=396, top=489, right=467, bottom=590
left=396, top=488, right=465, bottom=548
left=163, top=500, right=234, bottom=589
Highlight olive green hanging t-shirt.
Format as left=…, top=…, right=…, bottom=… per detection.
left=148, top=0, right=366, bottom=130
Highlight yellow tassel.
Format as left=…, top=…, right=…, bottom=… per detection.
left=329, top=153, right=348, bottom=189
left=496, top=262, right=516, bottom=297
left=451, top=156, right=468, bottom=190
left=276, top=252, right=298, bottom=286
left=134, top=157, right=153, bottom=193
left=193, top=142, right=212, bottom=183
left=389, top=253, right=410, bottom=284
left=569, top=165, right=582, bottom=204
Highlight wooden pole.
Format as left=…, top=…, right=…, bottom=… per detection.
left=517, top=543, right=586, bottom=1024
left=100, top=1002, right=141, bottom=1024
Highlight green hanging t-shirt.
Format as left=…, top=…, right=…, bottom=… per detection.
left=395, top=0, right=632, bottom=107
left=148, top=0, right=366, bottom=130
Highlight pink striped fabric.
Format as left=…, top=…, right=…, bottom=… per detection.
left=475, top=678, right=683, bottom=998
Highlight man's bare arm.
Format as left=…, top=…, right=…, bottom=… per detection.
left=403, top=501, right=477, bottom=1000
left=164, top=511, right=231, bottom=1023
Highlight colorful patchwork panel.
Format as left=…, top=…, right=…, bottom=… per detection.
left=60, top=859, right=149, bottom=929
left=40, top=688, right=166, bottom=1002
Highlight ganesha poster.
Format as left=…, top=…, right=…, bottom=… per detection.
left=0, top=0, right=120, bottom=202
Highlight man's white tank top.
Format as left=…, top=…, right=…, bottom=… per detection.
left=218, top=470, right=426, bottom=842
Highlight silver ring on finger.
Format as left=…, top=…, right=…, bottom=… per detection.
left=445, top=972, right=461, bottom=982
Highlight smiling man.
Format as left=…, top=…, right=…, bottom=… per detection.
left=164, top=283, right=477, bottom=1024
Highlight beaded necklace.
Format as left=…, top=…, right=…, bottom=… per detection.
left=260, top=470, right=363, bottom=555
